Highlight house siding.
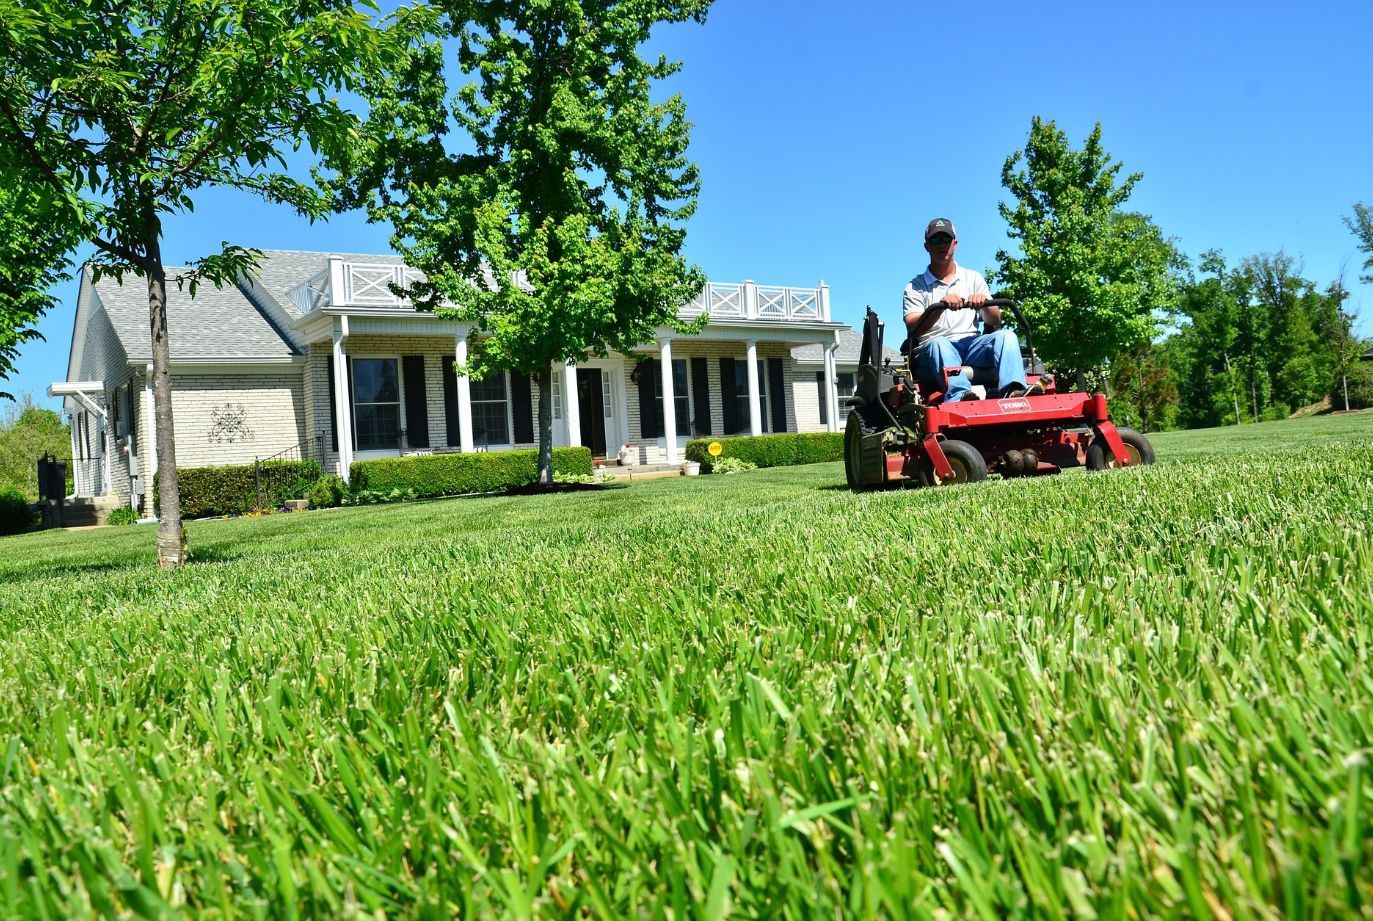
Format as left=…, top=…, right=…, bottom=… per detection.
left=168, top=372, right=306, bottom=469
left=72, top=305, right=134, bottom=503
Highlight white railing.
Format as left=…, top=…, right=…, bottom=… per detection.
left=679, top=280, right=830, bottom=323
left=293, top=259, right=831, bottom=323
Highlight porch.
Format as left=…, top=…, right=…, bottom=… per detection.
left=290, top=259, right=848, bottom=480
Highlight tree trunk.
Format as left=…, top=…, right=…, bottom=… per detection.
left=145, top=236, right=188, bottom=566
left=535, top=366, right=553, bottom=485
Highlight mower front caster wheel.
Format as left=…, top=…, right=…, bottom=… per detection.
left=1086, top=427, right=1155, bottom=470
left=933, top=439, right=988, bottom=485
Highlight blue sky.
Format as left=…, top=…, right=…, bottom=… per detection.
left=10, top=0, right=1373, bottom=410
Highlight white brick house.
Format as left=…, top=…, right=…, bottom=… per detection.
left=52, top=250, right=883, bottom=515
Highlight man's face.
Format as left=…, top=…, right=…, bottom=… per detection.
left=926, top=234, right=956, bottom=261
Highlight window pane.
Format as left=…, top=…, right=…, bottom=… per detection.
left=837, top=373, right=855, bottom=395
left=354, top=359, right=398, bottom=404
left=672, top=359, right=688, bottom=391
left=472, top=402, right=509, bottom=445
left=470, top=373, right=507, bottom=402
left=675, top=394, right=690, bottom=430
left=356, top=404, right=400, bottom=451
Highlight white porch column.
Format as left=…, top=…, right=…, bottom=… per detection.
left=101, top=413, right=112, bottom=498
left=659, top=339, right=678, bottom=463
left=67, top=412, right=81, bottom=497
left=563, top=361, right=582, bottom=448
left=745, top=338, right=762, bottom=436
left=332, top=321, right=354, bottom=480
left=455, top=336, right=474, bottom=453
left=144, top=364, right=157, bottom=516
left=823, top=343, right=839, bottom=433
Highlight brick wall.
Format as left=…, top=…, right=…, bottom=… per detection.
left=168, top=372, right=306, bottom=469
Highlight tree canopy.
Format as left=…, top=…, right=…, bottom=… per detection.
left=0, top=179, right=80, bottom=400
left=0, top=0, right=390, bottom=564
left=1347, top=202, right=1373, bottom=284
left=992, top=118, right=1177, bottom=379
left=342, top=0, right=711, bottom=482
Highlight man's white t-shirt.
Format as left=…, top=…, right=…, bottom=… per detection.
left=902, top=265, right=992, bottom=348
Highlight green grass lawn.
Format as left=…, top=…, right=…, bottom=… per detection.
left=2, top=411, right=1372, bottom=918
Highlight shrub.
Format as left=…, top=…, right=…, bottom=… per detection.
left=0, top=487, right=34, bottom=536
left=106, top=506, right=138, bottom=526
left=306, top=475, right=347, bottom=509
left=684, top=432, right=843, bottom=473
left=157, top=460, right=323, bottom=518
left=1334, top=362, right=1373, bottom=410
left=709, top=456, right=757, bottom=474
left=350, top=447, right=593, bottom=499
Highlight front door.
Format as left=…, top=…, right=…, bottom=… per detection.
left=577, top=368, right=608, bottom=457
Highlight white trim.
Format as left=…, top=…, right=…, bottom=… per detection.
left=455, top=338, right=474, bottom=453
left=332, top=320, right=354, bottom=480
left=563, top=361, right=582, bottom=449
left=659, top=340, right=678, bottom=464
left=745, top=339, right=762, bottom=437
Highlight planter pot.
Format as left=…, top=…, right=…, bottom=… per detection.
left=681, top=461, right=701, bottom=477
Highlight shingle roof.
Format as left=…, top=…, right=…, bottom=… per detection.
left=792, top=327, right=901, bottom=365
left=91, top=268, right=298, bottom=362
left=1363, top=344, right=1373, bottom=361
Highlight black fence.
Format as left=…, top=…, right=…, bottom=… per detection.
left=254, top=434, right=324, bottom=511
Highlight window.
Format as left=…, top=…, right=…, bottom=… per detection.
left=352, top=358, right=401, bottom=451
left=112, top=388, right=124, bottom=438
left=470, top=372, right=510, bottom=446
left=654, top=358, right=690, bottom=433
left=837, top=372, right=855, bottom=397
left=730, top=359, right=769, bottom=434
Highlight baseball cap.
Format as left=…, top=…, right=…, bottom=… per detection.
left=924, top=218, right=956, bottom=241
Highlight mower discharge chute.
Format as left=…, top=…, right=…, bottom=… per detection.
left=843, top=300, right=1155, bottom=490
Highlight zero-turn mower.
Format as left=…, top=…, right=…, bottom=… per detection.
left=844, top=299, right=1155, bottom=489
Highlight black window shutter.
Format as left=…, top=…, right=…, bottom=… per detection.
left=768, top=357, right=787, bottom=433
left=442, top=360, right=460, bottom=448
left=510, top=371, right=534, bottom=444
left=816, top=371, right=829, bottom=426
left=402, top=356, right=429, bottom=448
left=689, top=357, right=711, bottom=436
left=326, top=356, right=338, bottom=451
left=720, top=357, right=737, bottom=435
left=637, top=359, right=660, bottom=439
left=128, top=379, right=138, bottom=444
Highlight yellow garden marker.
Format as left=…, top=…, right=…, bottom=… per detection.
left=708, top=441, right=723, bottom=457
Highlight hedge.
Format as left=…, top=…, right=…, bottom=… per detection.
left=684, top=432, right=844, bottom=472
left=0, top=487, right=34, bottom=536
left=350, top=447, right=593, bottom=498
left=157, top=460, right=323, bottom=519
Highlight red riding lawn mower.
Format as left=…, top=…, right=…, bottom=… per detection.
left=843, top=299, right=1156, bottom=489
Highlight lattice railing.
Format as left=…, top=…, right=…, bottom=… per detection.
left=756, top=285, right=819, bottom=321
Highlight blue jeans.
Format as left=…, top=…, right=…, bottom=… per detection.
left=914, top=329, right=1027, bottom=401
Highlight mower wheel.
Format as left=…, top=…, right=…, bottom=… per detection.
left=844, top=407, right=884, bottom=490
left=1086, top=427, right=1156, bottom=470
left=936, top=439, right=988, bottom=485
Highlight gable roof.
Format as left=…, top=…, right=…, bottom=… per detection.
left=792, top=327, right=901, bottom=366
left=88, top=267, right=299, bottom=363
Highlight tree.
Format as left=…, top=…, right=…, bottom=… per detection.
left=992, top=118, right=1177, bottom=385
left=0, top=179, right=80, bottom=400
left=342, top=0, right=711, bottom=484
left=0, top=394, right=71, bottom=500
left=0, top=0, right=389, bottom=565
left=1346, top=202, right=1373, bottom=284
